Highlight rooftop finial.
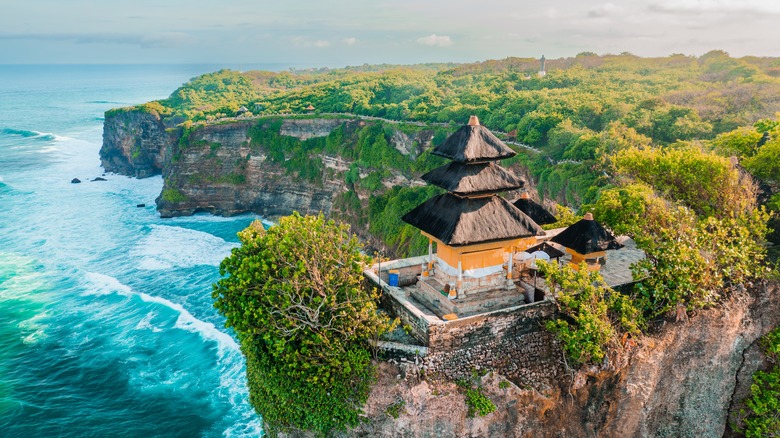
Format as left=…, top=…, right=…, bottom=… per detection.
left=468, top=115, right=480, bottom=126
left=584, top=212, right=594, bottom=220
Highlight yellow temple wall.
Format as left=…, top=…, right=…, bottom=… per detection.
left=424, top=233, right=538, bottom=271
left=462, top=249, right=504, bottom=271
left=567, top=248, right=606, bottom=271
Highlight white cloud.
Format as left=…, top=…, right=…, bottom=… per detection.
left=588, top=3, right=618, bottom=18
left=343, top=37, right=357, bottom=45
left=649, top=0, right=780, bottom=14
left=291, top=36, right=331, bottom=48
left=416, top=34, right=452, bottom=47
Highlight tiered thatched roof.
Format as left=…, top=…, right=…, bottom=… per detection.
left=403, top=115, right=546, bottom=247
left=512, top=193, right=557, bottom=225
left=422, top=161, right=524, bottom=197
left=431, top=116, right=516, bottom=163
left=551, top=213, right=623, bottom=254
left=401, top=193, right=545, bottom=246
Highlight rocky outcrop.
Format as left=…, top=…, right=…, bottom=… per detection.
left=355, top=281, right=780, bottom=437
left=100, top=109, right=178, bottom=177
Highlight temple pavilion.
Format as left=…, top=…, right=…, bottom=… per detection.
left=550, top=212, right=623, bottom=271
left=402, top=116, right=544, bottom=300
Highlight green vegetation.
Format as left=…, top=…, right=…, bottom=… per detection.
left=464, top=387, right=496, bottom=417
left=540, top=261, right=642, bottom=366
left=456, top=374, right=497, bottom=418
left=737, top=326, right=780, bottom=437
left=117, top=52, right=780, bottom=258
left=212, top=214, right=395, bottom=436
left=586, top=144, right=771, bottom=319
left=385, top=399, right=406, bottom=419
left=160, top=187, right=187, bottom=203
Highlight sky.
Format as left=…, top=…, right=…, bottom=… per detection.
left=1, top=0, right=779, bottom=68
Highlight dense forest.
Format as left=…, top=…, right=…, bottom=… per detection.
left=125, top=51, right=780, bottom=258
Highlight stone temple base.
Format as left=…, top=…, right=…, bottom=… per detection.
left=413, top=275, right=529, bottom=319
left=430, top=261, right=509, bottom=298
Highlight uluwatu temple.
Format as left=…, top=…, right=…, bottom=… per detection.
left=364, top=116, right=643, bottom=372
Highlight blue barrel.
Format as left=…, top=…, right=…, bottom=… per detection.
left=388, top=270, right=400, bottom=286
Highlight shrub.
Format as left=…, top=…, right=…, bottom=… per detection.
left=739, top=327, right=780, bottom=437
left=540, top=261, right=642, bottom=366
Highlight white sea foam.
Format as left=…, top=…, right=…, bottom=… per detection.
left=19, top=311, right=50, bottom=345
left=131, top=225, right=238, bottom=270
left=82, top=273, right=259, bottom=434
left=135, top=311, right=162, bottom=333
left=36, top=146, right=60, bottom=154
left=169, top=212, right=266, bottom=225
left=84, top=272, right=239, bottom=353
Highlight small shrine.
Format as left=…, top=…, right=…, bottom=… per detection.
left=512, top=192, right=557, bottom=226
left=551, top=212, right=623, bottom=271
left=402, top=116, right=544, bottom=302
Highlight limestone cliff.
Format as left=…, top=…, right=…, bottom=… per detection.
left=100, top=109, right=178, bottom=178
left=156, top=119, right=346, bottom=218
left=354, top=281, right=780, bottom=437
left=100, top=110, right=434, bottom=224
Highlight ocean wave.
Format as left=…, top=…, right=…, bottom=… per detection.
left=135, top=311, right=163, bottom=333
left=0, top=253, right=52, bottom=344
left=82, top=271, right=259, bottom=428
left=0, top=128, right=74, bottom=143
left=83, top=272, right=239, bottom=353
left=131, top=224, right=238, bottom=270
left=168, top=212, right=266, bottom=224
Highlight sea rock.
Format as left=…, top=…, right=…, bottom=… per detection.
left=136, top=203, right=146, bottom=208
left=92, top=177, right=107, bottom=182
left=71, top=178, right=81, bottom=184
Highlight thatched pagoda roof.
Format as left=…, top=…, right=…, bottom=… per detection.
left=431, top=116, right=516, bottom=163
left=401, top=193, right=545, bottom=246
left=523, top=241, right=565, bottom=259
left=550, top=213, right=623, bottom=254
left=512, top=194, right=557, bottom=225
left=422, top=161, right=524, bottom=197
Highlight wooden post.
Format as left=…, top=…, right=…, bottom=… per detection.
left=428, top=238, right=433, bottom=270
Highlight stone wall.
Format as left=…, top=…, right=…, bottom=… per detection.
left=367, top=266, right=563, bottom=389
left=423, top=301, right=562, bottom=388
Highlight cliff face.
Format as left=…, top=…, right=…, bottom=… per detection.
left=100, top=110, right=177, bottom=178
left=355, top=281, right=780, bottom=437
left=100, top=111, right=433, bottom=225
left=156, top=119, right=346, bottom=218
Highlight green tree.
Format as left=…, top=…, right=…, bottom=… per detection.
left=540, top=261, right=642, bottom=366
left=212, top=213, right=394, bottom=436
left=744, top=137, right=780, bottom=183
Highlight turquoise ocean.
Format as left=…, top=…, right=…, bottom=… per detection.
left=0, top=64, right=281, bottom=437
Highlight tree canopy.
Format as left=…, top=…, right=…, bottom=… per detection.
left=212, top=213, right=394, bottom=436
